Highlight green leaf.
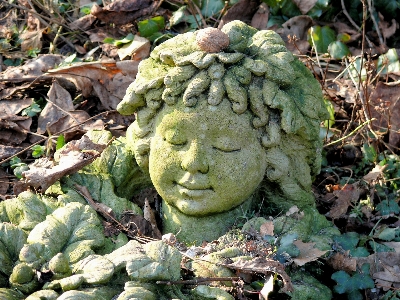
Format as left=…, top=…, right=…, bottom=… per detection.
left=377, top=48, right=400, bottom=75
left=308, top=25, right=336, bottom=54
left=138, top=16, right=165, bottom=38
left=200, top=0, right=224, bottom=17
left=328, top=41, right=351, bottom=59
left=362, top=143, right=377, bottom=163
left=377, top=227, right=397, bottom=241
left=307, top=0, right=330, bottom=18
left=170, top=6, right=187, bottom=27
left=369, top=240, right=395, bottom=253
left=376, top=199, right=400, bottom=215
left=31, top=145, right=45, bottom=158
left=10, top=157, right=22, bottom=168
left=22, top=103, right=42, bottom=117
left=114, top=33, right=134, bottom=47
left=350, top=247, right=370, bottom=257
left=14, top=165, right=29, bottom=179
left=332, top=263, right=374, bottom=297
left=337, top=33, right=351, bottom=43
left=323, top=98, right=335, bottom=127
left=56, top=134, right=65, bottom=150
left=334, top=232, right=360, bottom=251
left=103, top=37, right=115, bottom=44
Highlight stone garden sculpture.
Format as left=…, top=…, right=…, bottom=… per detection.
left=0, top=20, right=334, bottom=299
left=117, top=20, right=329, bottom=243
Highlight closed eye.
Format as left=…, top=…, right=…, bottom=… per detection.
left=212, top=146, right=241, bottom=153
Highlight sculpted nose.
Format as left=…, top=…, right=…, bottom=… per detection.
left=181, top=141, right=209, bottom=174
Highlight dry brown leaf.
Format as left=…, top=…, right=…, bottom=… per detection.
left=327, top=252, right=357, bottom=272
left=120, top=211, right=158, bottom=238
left=117, top=35, right=150, bottom=61
left=0, top=145, right=24, bottom=161
left=293, top=0, right=318, bottom=14
left=0, top=168, right=9, bottom=196
left=47, top=60, right=139, bottom=109
left=378, top=13, right=399, bottom=42
left=14, top=135, right=107, bottom=194
left=0, top=54, right=63, bottom=82
left=37, top=81, right=74, bottom=135
left=0, top=98, right=33, bottom=118
left=143, top=197, right=162, bottom=239
left=20, top=29, right=42, bottom=52
left=69, top=14, right=97, bottom=31
left=91, top=0, right=156, bottom=25
left=292, top=240, right=328, bottom=266
left=369, top=82, right=400, bottom=149
left=0, top=117, right=32, bottom=146
left=357, top=252, right=400, bottom=291
left=277, top=15, right=313, bottom=54
left=250, top=3, right=269, bottom=30
left=328, top=183, right=360, bottom=219
left=260, top=221, right=274, bottom=236
left=223, top=257, right=293, bottom=293
left=363, top=164, right=387, bottom=183
left=218, top=0, right=259, bottom=29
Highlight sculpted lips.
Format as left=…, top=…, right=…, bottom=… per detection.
left=175, top=175, right=213, bottom=199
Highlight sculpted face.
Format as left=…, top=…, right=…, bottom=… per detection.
left=148, top=99, right=267, bottom=216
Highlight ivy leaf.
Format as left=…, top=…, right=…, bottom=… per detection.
left=138, top=16, right=165, bottom=38
left=377, top=227, right=398, bottom=241
left=170, top=6, right=187, bottom=27
left=332, top=263, right=374, bottom=299
left=308, top=25, right=336, bottom=53
left=328, top=41, right=351, bottom=59
left=376, top=199, right=400, bottom=215
left=31, top=145, right=45, bottom=158
left=334, top=232, right=369, bottom=257
left=21, top=103, right=42, bottom=117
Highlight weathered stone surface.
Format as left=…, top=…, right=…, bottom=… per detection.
left=117, top=20, right=328, bottom=243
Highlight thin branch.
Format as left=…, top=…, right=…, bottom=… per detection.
left=340, top=0, right=373, bottom=48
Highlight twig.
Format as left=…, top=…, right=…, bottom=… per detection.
left=340, top=0, right=373, bottom=48
left=74, top=184, right=158, bottom=244
left=324, top=118, right=375, bottom=147
left=0, top=0, right=75, bottom=49
left=367, top=0, right=384, bottom=47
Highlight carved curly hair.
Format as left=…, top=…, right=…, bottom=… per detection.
left=117, top=21, right=328, bottom=212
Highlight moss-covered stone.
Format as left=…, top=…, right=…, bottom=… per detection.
left=117, top=20, right=328, bottom=244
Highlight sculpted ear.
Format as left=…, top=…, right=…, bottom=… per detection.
left=133, top=139, right=151, bottom=173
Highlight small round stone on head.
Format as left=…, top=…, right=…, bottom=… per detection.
left=196, top=28, right=230, bottom=53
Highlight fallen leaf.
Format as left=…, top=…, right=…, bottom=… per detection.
left=223, top=257, right=293, bottom=293
left=47, top=60, right=139, bottom=109
left=277, top=15, right=313, bottom=54
left=14, top=134, right=107, bottom=194
left=293, top=0, right=318, bottom=14
left=120, top=211, right=157, bottom=238
left=0, top=116, right=32, bottom=146
left=20, top=29, right=42, bottom=52
left=218, top=0, right=259, bottom=29
left=0, top=98, right=33, bottom=118
left=69, top=14, right=97, bottom=31
left=292, top=240, right=328, bottom=266
left=260, top=221, right=274, bottom=236
left=378, top=13, right=399, bottom=43
left=143, top=197, right=162, bottom=239
left=369, top=81, right=400, bottom=150
left=0, top=145, right=24, bottom=161
left=250, top=3, right=269, bottom=30
left=37, top=81, right=75, bottom=135
left=328, top=183, right=360, bottom=219
left=91, top=0, right=156, bottom=25
left=327, top=252, right=357, bottom=272
left=0, top=168, right=9, bottom=196
left=363, top=164, right=387, bottom=183
left=117, top=35, right=150, bottom=61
